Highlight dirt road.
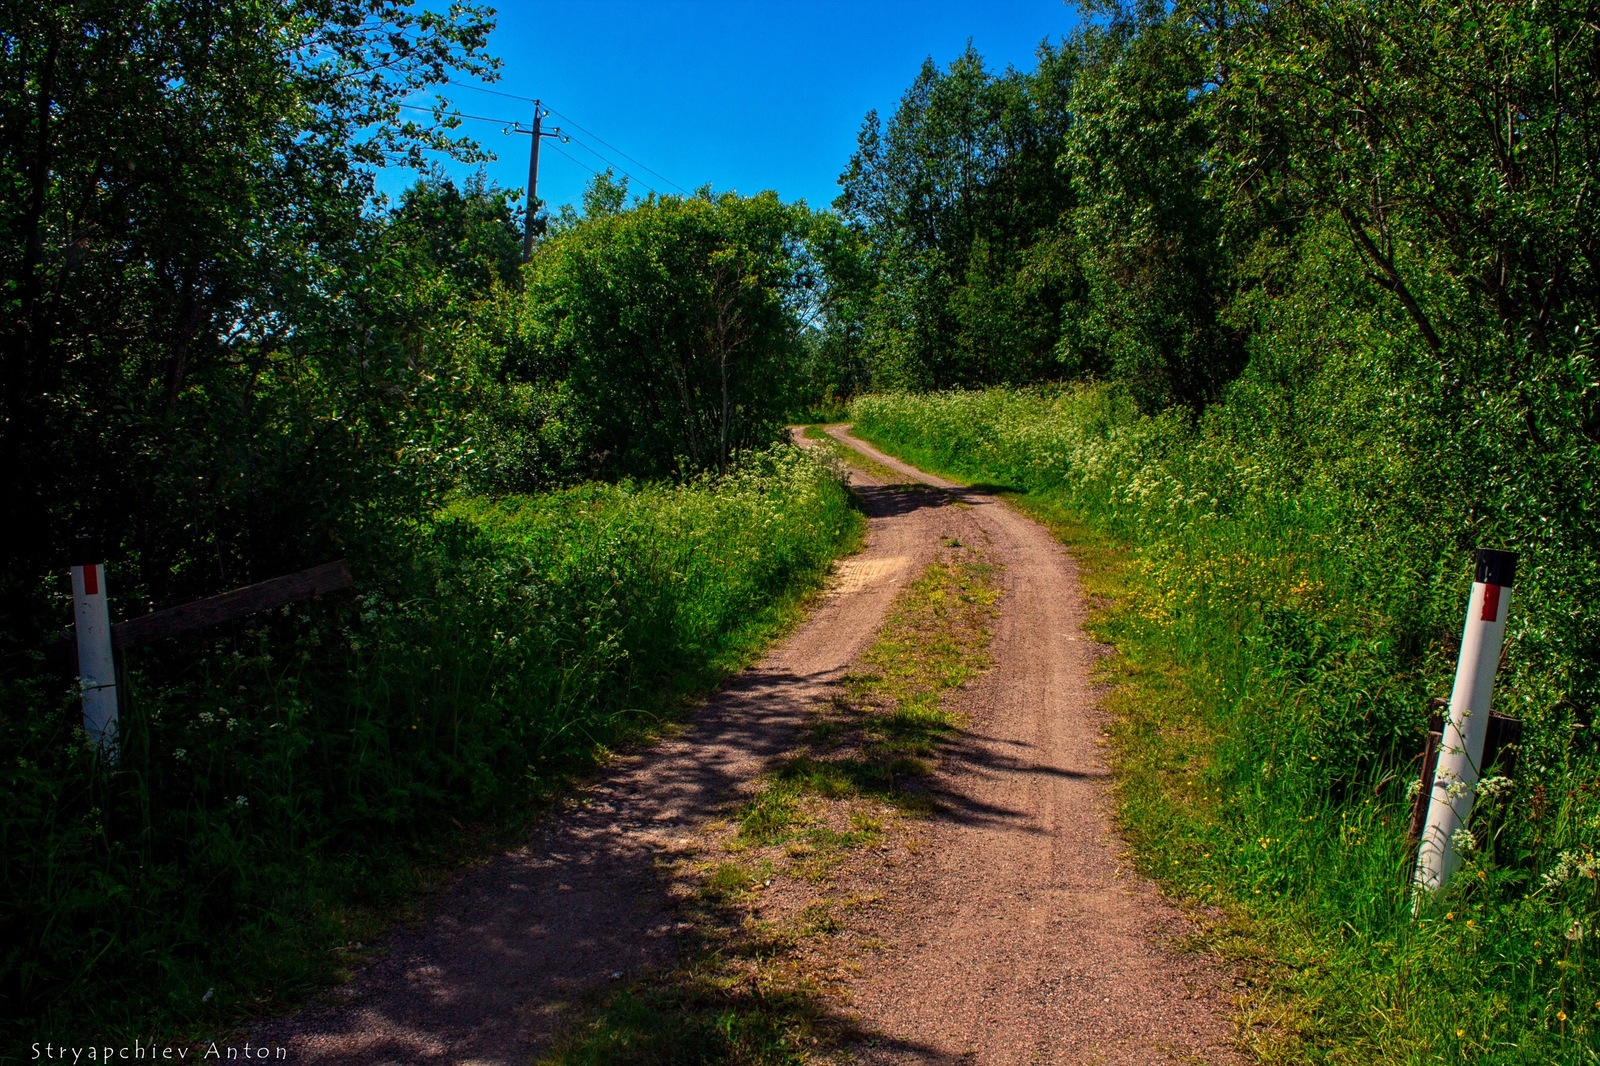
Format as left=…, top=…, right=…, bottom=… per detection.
left=248, top=428, right=1236, bottom=1064
left=821, top=426, right=1237, bottom=1065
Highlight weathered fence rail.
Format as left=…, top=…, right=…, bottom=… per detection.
left=62, top=559, right=355, bottom=756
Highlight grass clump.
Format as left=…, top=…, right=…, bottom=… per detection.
left=1, top=445, right=860, bottom=1060
left=543, top=548, right=999, bottom=1065
left=852, top=388, right=1600, bottom=1064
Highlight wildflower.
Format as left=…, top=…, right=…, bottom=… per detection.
left=1445, top=912, right=1455, bottom=921
left=233, top=795, right=249, bottom=809
left=1450, top=828, right=1478, bottom=853
left=1456, top=1029, right=1465, bottom=1038
left=1541, top=850, right=1599, bottom=889
left=1566, top=920, right=1585, bottom=943
left=1557, top=1011, right=1568, bottom=1023
left=1476, top=776, right=1513, bottom=800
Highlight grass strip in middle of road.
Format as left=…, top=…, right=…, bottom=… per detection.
left=542, top=543, right=1001, bottom=1065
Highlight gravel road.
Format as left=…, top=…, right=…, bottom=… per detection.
left=822, top=426, right=1238, bottom=1065
left=245, top=428, right=1238, bottom=1064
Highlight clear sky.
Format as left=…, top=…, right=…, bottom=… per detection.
left=378, top=0, right=1083, bottom=215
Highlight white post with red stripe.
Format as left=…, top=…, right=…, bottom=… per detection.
left=70, top=552, right=119, bottom=759
left=1413, top=548, right=1516, bottom=898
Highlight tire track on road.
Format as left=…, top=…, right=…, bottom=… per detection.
left=247, top=442, right=951, bottom=1064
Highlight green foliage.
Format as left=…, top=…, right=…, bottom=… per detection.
left=1, top=6, right=864, bottom=1051
left=1061, top=20, right=1244, bottom=411
left=837, top=8, right=1600, bottom=1056
left=836, top=44, right=1081, bottom=389
left=0, top=0, right=502, bottom=630
left=852, top=385, right=1600, bottom=1061
left=832, top=25, right=1244, bottom=407
left=511, top=185, right=837, bottom=480
left=1, top=446, right=859, bottom=1055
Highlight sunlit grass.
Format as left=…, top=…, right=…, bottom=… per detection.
left=852, top=388, right=1599, bottom=1065
left=4, top=445, right=863, bottom=1059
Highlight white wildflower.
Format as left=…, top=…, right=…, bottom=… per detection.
left=1540, top=850, right=1597, bottom=890
left=1475, top=776, right=1513, bottom=801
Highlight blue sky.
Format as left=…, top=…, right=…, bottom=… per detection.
left=379, top=0, right=1083, bottom=215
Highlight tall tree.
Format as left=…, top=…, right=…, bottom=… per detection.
left=836, top=43, right=1081, bottom=389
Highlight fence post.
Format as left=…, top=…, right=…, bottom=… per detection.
left=1413, top=548, right=1516, bottom=899
left=71, top=549, right=119, bottom=760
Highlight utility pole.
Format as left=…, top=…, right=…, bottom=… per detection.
left=515, top=99, right=565, bottom=261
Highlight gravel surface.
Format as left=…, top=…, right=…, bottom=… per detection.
left=246, top=445, right=953, bottom=1064
left=243, top=429, right=1240, bottom=1064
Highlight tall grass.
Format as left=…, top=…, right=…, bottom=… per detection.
left=852, top=387, right=1598, bottom=1064
left=1, top=445, right=860, bottom=1060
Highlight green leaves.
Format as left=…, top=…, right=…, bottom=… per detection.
left=515, top=183, right=828, bottom=479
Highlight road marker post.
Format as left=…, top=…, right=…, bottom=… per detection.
left=70, top=549, right=120, bottom=760
left=1413, top=548, right=1516, bottom=900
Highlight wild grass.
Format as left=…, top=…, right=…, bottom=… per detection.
left=852, top=387, right=1600, bottom=1065
left=0, top=445, right=861, bottom=1062
left=543, top=548, right=1000, bottom=1065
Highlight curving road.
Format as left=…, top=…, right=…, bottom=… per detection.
left=246, top=427, right=1238, bottom=1064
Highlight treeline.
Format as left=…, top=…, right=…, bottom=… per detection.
left=1, top=2, right=844, bottom=639
left=826, top=1, right=1600, bottom=424
left=0, top=1, right=857, bottom=1050
left=826, top=1, right=1600, bottom=763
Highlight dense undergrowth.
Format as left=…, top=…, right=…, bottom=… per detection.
left=1, top=446, right=859, bottom=1060
left=852, top=388, right=1600, bottom=1064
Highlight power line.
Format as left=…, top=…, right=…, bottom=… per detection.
left=543, top=104, right=690, bottom=194
left=546, top=141, right=598, bottom=177
left=445, top=80, right=536, bottom=103
left=560, top=134, right=659, bottom=195
left=400, top=104, right=662, bottom=196
left=407, top=87, right=689, bottom=194
left=398, top=102, right=519, bottom=126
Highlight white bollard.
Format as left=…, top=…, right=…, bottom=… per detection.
left=1413, top=548, right=1516, bottom=898
left=71, top=554, right=119, bottom=760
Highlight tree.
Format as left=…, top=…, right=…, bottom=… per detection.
left=516, top=184, right=825, bottom=478
left=1211, top=0, right=1600, bottom=432
left=835, top=43, right=1081, bottom=389
left=1061, top=19, right=1245, bottom=412
left=0, top=0, right=498, bottom=627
